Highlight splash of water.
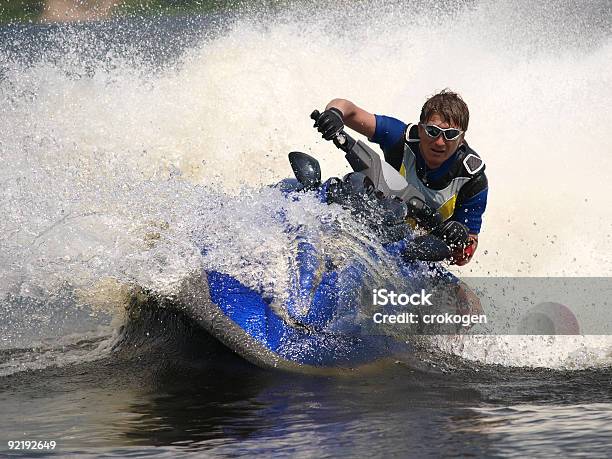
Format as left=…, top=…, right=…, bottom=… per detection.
left=1, top=0, right=611, bottom=370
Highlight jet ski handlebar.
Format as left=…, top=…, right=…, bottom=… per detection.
left=310, top=109, right=357, bottom=153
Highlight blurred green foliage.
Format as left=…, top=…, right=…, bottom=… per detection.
left=0, top=0, right=225, bottom=24
left=116, top=0, right=224, bottom=17
left=1, top=0, right=46, bottom=23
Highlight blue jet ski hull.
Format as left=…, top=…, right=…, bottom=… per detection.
left=203, top=270, right=412, bottom=372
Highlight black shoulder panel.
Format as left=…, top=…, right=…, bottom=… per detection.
left=383, top=131, right=406, bottom=172
left=464, top=153, right=484, bottom=175
left=445, top=144, right=486, bottom=181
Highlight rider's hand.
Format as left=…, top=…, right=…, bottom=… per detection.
left=315, top=108, right=344, bottom=140
left=451, top=235, right=478, bottom=266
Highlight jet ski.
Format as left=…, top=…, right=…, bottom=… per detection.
left=120, top=111, right=467, bottom=373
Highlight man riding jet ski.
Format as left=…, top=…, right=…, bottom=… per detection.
left=314, top=90, right=488, bottom=266
left=117, top=110, right=483, bottom=372
left=196, top=138, right=480, bottom=370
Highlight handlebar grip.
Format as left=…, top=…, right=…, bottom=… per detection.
left=310, top=108, right=353, bottom=151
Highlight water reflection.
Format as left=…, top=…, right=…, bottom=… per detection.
left=2, top=325, right=612, bottom=457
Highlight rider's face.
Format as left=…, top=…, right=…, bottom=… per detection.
left=417, top=113, right=464, bottom=169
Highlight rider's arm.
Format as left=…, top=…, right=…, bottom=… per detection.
left=451, top=188, right=488, bottom=265
left=325, top=99, right=376, bottom=138
left=453, top=188, right=487, bottom=234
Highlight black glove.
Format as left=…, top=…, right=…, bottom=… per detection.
left=405, top=196, right=443, bottom=230
left=431, top=220, right=470, bottom=250
left=315, top=108, right=344, bottom=140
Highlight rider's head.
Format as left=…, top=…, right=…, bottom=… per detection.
left=417, top=89, right=469, bottom=169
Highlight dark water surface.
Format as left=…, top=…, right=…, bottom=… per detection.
left=2, top=348, right=612, bottom=457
